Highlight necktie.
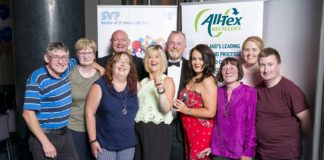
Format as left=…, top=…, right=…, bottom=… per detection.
left=168, top=61, right=180, bottom=67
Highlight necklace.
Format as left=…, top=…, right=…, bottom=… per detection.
left=111, top=80, right=128, bottom=115
left=120, top=91, right=127, bottom=115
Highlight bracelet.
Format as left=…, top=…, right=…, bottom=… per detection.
left=187, top=108, right=191, bottom=115
left=157, top=87, right=165, bottom=94
left=89, top=139, right=97, bottom=144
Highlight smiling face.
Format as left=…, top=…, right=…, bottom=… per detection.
left=147, top=51, right=162, bottom=74
left=113, top=53, right=131, bottom=78
left=166, top=32, right=186, bottom=61
left=242, top=41, right=261, bottom=66
left=259, top=55, right=281, bottom=83
left=44, top=49, right=69, bottom=78
left=221, top=63, right=239, bottom=84
left=77, top=47, right=95, bottom=66
left=111, top=30, right=130, bottom=53
left=191, top=50, right=204, bottom=74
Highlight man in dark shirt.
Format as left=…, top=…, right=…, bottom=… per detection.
left=166, top=31, right=189, bottom=160
left=97, top=29, right=148, bottom=80
left=256, top=47, right=312, bottom=160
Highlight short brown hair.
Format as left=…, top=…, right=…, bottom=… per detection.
left=216, top=57, right=244, bottom=82
left=258, top=47, right=281, bottom=64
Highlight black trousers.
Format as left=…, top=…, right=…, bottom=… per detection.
left=170, top=118, right=185, bottom=160
left=135, top=121, right=171, bottom=160
left=28, top=129, right=78, bottom=160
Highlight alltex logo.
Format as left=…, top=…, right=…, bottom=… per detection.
left=195, top=8, right=242, bottom=38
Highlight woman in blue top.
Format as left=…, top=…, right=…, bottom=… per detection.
left=85, top=52, right=139, bottom=160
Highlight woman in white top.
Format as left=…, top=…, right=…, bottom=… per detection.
left=134, top=45, right=175, bottom=160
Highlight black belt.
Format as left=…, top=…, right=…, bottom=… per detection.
left=42, top=127, right=67, bottom=135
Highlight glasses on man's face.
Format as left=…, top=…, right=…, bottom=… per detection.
left=49, top=55, right=69, bottom=62
left=167, top=41, right=183, bottom=47
left=78, top=52, right=94, bottom=57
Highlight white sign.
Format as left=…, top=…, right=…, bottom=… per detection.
left=97, top=5, right=177, bottom=58
left=181, top=1, right=264, bottom=72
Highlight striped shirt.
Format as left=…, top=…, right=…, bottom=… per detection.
left=23, top=59, right=77, bottom=129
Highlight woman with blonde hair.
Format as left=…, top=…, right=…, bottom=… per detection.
left=134, top=45, right=175, bottom=160
left=68, top=38, right=100, bottom=160
left=240, top=36, right=264, bottom=87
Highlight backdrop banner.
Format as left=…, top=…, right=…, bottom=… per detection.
left=97, top=5, right=177, bottom=58
left=181, top=0, right=264, bottom=72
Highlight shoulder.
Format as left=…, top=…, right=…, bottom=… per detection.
left=202, top=76, right=217, bottom=87
left=200, top=76, right=217, bottom=92
left=164, top=76, right=174, bottom=85
left=132, top=55, right=142, bottom=62
left=280, top=77, right=304, bottom=94
left=27, top=67, right=49, bottom=84
left=241, top=83, right=256, bottom=92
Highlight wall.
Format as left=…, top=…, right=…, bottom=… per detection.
left=262, top=0, right=323, bottom=158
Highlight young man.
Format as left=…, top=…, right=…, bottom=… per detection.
left=22, top=42, right=78, bottom=160
left=166, top=31, right=188, bottom=160
left=256, top=47, right=312, bottom=160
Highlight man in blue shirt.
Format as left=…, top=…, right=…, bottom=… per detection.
left=22, top=42, right=78, bottom=160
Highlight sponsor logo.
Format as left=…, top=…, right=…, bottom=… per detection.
left=195, top=8, right=242, bottom=38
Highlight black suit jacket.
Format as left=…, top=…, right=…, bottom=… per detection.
left=166, top=58, right=189, bottom=142
left=97, top=54, right=148, bottom=81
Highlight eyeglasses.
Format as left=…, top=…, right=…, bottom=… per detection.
left=115, top=60, right=130, bottom=65
left=49, top=55, right=69, bottom=62
left=167, top=41, right=183, bottom=46
left=78, top=52, right=94, bottom=57
left=221, top=67, right=237, bottom=72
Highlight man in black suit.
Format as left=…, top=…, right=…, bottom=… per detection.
left=97, top=29, right=148, bottom=80
left=166, top=31, right=188, bottom=160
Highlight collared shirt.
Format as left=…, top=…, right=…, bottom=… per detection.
left=23, top=59, right=77, bottom=129
left=167, top=59, right=182, bottom=99
left=211, top=83, right=257, bottom=159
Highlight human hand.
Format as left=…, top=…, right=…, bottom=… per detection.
left=173, top=99, right=188, bottom=113
left=240, top=155, right=252, bottom=160
left=197, top=147, right=211, bottom=159
left=91, top=141, right=102, bottom=158
left=154, top=76, right=164, bottom=93
left=42, top=141, right=57, bottom=159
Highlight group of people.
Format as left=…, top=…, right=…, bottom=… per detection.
left=22, top=29, right=312, bottom=160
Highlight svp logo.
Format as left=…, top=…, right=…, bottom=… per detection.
left=195, top=8, right=242, bottom=38
left=100, top=11, right=120, bottom=23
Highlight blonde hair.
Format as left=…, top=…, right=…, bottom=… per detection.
left=242, top=36, right=264, bottom=50
left=74, top=38, right=97, bottom=55
left=143, top=45, right=168, bottom=73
